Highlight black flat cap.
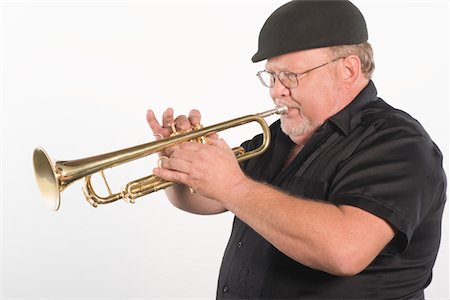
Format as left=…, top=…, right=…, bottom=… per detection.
left=252, top=0, right=368, bottom=62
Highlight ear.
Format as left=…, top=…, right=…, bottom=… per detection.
left=341, top=55, right=362, bottom=87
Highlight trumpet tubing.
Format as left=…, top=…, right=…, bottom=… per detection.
left=33, top=105, right=288, bottom=211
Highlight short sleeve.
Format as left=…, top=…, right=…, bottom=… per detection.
left=328, top=118, right=446, bottom=253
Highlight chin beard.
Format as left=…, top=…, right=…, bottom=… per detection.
left=280, top=114, right=320, bottom=137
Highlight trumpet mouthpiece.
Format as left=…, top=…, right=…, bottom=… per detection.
left=258, top=104, right=288, bottom=118
left=275, top=104, right=288, bottom=115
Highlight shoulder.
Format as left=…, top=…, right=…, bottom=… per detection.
left=357, top=99, right=442, bottom=158
left=361, top=99, right=427, bottom=135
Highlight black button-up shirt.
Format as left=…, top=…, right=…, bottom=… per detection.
left=216, top=81, right=446, bottom=299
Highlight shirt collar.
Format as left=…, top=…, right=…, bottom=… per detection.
left=328, top=80, right=378, bottom=136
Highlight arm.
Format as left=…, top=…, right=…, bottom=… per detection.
left=223, top=179, right=395, bottom=276
left=153, top=138, right=395, bottom=276
left=146, top=108, right=227, bottom=215
left=164, top=184, right=227, bottom=215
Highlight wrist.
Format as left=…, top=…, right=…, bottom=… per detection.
left=218, top=175, right=256, bottom=210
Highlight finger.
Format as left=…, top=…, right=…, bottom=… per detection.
left=175, top=141, right=205, bottom=152
left=188, top=109, right=202, bottom=125
left=147, top=109, right=173, bottom=140
left=158, top=156, right=192, bottom=174
left=162, top=108, right=175, bottom=128
left=205, top=137, right=230, bottom=150
left=153, top=166, right=190, bottom=186
left=157, top=156, right=169, bottom=168
left=206, top=132, right=219, bottom=139
left=146, top=109, right=163, bottom=133
left=164, top=141, right=196, bottom=157
left=174, top=115, right=192, bottom=131
left=153, top=151, right=200, bottom=189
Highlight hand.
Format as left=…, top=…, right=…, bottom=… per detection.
left=146, top=107, right=202, bottom=138
left=146, top=107, right=202, bottom=156
left=153, top=136, right=248, bottom=202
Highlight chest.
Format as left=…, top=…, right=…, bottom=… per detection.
left=282, top=144, right=304, bottom=169
left=243, top=125, right=369, bottom=201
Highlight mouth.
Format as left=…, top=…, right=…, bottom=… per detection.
left=279, top=104, right=301, bottom=117
left=276, top=99, right=301, bottom=113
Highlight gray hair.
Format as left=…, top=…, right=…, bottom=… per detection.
left=329, top=42, right=375, bottom=79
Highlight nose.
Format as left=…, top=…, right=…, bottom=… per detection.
left=270, top=76, right=291, bottom=100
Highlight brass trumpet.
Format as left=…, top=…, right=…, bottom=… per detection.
left=33, top=105, right=288, bottom=211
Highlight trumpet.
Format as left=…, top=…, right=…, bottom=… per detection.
left=33, top=105, right=288, bottom=211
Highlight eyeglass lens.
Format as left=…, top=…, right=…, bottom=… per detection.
left=258, top=71, right=298, bottom=88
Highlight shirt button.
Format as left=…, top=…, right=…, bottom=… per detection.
left=223, top=285, right=229, bottom=293
left=237, top=241, right=243, bottom=248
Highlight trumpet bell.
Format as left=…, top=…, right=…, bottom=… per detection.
left=33, top=147, right=61, bottom=211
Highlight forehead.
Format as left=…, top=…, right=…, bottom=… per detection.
left=265, top=48, right=331, bottom=71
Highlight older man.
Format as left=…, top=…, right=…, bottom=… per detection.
left=147, top=1, right=446, bottom=299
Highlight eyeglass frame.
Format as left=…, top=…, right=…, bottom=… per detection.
left=256, top=57, right=345, bottom=89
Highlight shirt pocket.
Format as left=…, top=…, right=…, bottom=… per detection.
left=283, top=176, right=329, bottom=201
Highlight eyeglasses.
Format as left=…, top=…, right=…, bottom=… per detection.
left=256, top=57, right=345, bottom=89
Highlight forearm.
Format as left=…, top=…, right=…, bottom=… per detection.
left=220, top=177, right=393, bottom=276
left=165, top=183, right=227, bottom=215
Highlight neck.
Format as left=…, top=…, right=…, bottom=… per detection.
left=288, top=127, right=316, bottom=146
left=283, top=143, right=304, bottom=168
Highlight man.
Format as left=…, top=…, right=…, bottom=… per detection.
left=146, top=1, right=446, bottom=299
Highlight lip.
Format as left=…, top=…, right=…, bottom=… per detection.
left=282, top=105, right=300, bottom=117
left=275, top=100, right=301, bottom=116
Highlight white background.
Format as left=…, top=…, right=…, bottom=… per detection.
left=1, top=0, right=449, bottom=299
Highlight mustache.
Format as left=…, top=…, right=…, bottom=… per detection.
left=275, top=99, right=302, bottom=111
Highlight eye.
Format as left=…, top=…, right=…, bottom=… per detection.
left=282, top=71, right=298, bottom=83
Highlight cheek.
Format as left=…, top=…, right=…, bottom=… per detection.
left=292, top=89, right=336, bottom=122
